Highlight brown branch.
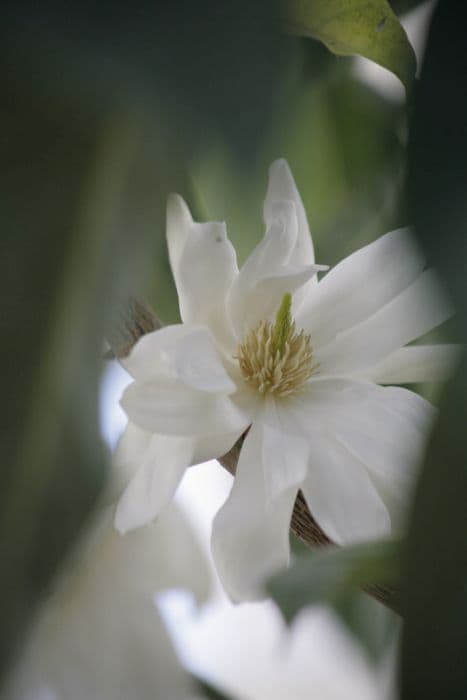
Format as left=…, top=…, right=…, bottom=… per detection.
left=108, top=296, right=400, bottom=614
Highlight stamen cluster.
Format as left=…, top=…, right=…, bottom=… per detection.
left=236, top=294, right=317, bottom=397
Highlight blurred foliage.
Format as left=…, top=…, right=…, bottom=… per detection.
left=334, top=590, right=399, bottom=663
left=194, top=675, right=238, bottom=700
left=286, top=0, right=416, bottom=91
left=269, top=539, right=401, bottom=621
left=401, top=1, right=467, bottom=697
left=0, top=79, right=174, bottom=680
left=390, top=0, right=430, bottom=14
left=288, top=535, right=400, bottom=661
left=0, top=0, right=290, bottom=685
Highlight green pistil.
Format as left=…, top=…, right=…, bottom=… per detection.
left=272, top=292, right=292, bottom=357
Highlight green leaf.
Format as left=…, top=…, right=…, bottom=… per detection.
left=334, top=591, right=399, bottom=662
left=268, top=539, right=401, bottom=623
left=287, top=0, right=417, bottom=91
left=402, top=3, right=467, bottom=697
left=0, top=60, right=178, bottom=683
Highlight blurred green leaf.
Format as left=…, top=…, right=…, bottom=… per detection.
left=402, top=2, right=467, bottom=697
left=0, top=56, right=181, bottom=685
left=289, top=536, right=399, bottom=661
left=334, top=591, right=399, bottom=662
left=1, top=1, right=293, bottom=677
left=268, top=539, right=401, bottom=623
left=287, top=0, right=417, bottom=91
left=193, top=675, right=239, bottom=700
left=4, top=1, right=289, bottom=161
left=390, top=0, right=429, bottom=14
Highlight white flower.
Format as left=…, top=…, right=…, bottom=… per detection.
left=5, top=504, right=208, bottom=700
left=115, top=159, right=458, bottom=601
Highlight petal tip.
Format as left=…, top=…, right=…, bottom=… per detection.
left=166, top=193, right=193, bottom=234
left=269, top=157, right=290, bottom=173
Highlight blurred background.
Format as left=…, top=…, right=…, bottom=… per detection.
left=3, top=1, right=467, bottom=698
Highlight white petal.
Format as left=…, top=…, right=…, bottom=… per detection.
left=301, top=433, right=391, bottom=544
left=211, top=423, right=300, bottom=601
left=264, top=159, right=315, bottom=267
left=122, top=324, right=236, bottom=393
left=297, top=228, right=424, bottom=347
left=331, top=385, right=435, bottom=531
left=227, top=200, right=323, bottom=336
left=238, top=266, right=323, bottom=337
left=288, top=378, right=434, bottom=536
left=260, top=398, right=309, bottom=501
left=110, top=422, right=151, bottom=498
left=166, top=194, right=238, bottom=329
left=355, top=344, right=462, bottom=384
left=115, top=434, right=192, bottom=533
left=166, top=192, right=192, bottom=272
left=113, top=422, right=242, bottom=533
left=121, top=379, right=251, bottom=436
left=316, top=269, right=454, bottom=376
left=191, top=428, right=245, bottom=465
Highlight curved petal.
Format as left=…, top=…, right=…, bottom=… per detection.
left=354, top=344, right=462, bottom=384
left=287, top=378, right=435, bottom=535
left=121, top=379, right=251, bottom=436
left=115, top=434, right=193, bottom=533
left=191, top=428, right=245, bottom=465
left=211, top=422, right=302, bottom=601
left=236, top=265, right=323, bottom=338
left=297, top=228, right=424, bottom=347
left=122, top=324, right=236, bottom=394
left=227, top=200, right=323, bottom=337
left=166, top=194, right=238, bottom=331
left=166, top=192, right=192, bottom=272
left=315, top=269, right=454, bottom=376
left=114, top=424, right=243, bottom=534
left=301, top=434, right=391, bottom=544
left=332, top=385, right=435, bottom=531
left=264, top=159, right=315, bottom=267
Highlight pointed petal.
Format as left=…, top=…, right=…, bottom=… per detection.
left=121, top=379, right=251, bottom=436
left=166, top=193, right=192, bottom=272
left=331, top=384, right=436, bottom=531
left=288, top=378, right=435, bottom=536
left=211, top=423, right=300, bottom=601
left=297, top=228, right=424, bottom=347
left=111, top=422, right=151, bottom=497
left=316, top=269, right=454, bottom=376
left=301, top=434, right=391, bottom=544
left=356, top=344, right=462, bottom=384
left=113, top=419, right=242, bottom=533
left=115, top=434, right=193, bottom=533
left=122, top=324, right=236, bottom=394
left=166, top=194, right=238, bottom=329
left=264, top=159, right=315, bottom=267
left=228, top=199, right=323, bottom=337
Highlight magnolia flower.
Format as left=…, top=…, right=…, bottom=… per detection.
left=115, top=159, right=458, bottom=601
left=5, top=504, right=208, bottom=700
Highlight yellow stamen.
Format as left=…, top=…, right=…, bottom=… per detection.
left=236, top=293, right=318, bottom=397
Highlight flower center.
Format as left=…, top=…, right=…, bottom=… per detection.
left=236, top=293, right=317, bottom=397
